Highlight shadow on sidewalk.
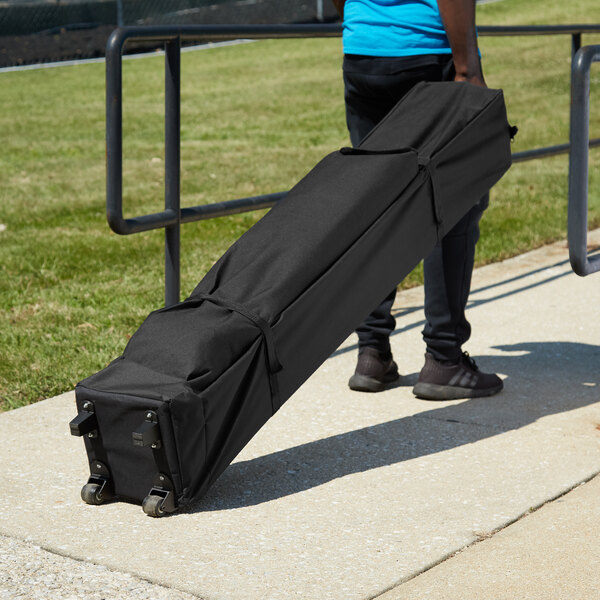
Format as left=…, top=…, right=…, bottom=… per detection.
left=332, top=255, right=579, bottom=359
left=189, top=340, right=600, bottom=513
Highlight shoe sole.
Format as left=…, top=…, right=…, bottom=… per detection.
left=348, top=372, right=399, bottom=393
left=412, top=381, right=503, bottom=401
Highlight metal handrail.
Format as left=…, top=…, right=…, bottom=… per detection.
left=105, top=23, right=600, bottom=304
left=568, top=44, right=600, bottom=277
left=479, top=24, right=600, bottom=36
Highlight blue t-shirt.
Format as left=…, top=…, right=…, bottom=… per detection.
left=343, top=0, right=452, bottom=57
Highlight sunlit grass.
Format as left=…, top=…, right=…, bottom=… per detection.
left=1, top=0, right=599, bottom=409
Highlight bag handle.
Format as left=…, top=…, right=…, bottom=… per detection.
left=339, top=146, right=417, bottom=156
left=341, top=145, right=444, bottom=239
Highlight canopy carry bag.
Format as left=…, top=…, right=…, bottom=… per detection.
left=70, top=81, right=515, bottom=516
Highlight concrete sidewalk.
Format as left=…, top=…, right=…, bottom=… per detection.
left=1, top=231, right=599, bottom=599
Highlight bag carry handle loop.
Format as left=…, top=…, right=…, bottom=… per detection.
left=339, top=146, right=417, bottom=156
left=341, top=146, right=445, bottom=240
left=196, top=294, right=282, bottom=413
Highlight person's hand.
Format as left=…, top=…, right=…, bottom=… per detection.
left=454, top=71, right=487, bottom=88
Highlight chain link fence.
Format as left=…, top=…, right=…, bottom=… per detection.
left=1, top=1, right=113, bottom=36
left=121, top=0, right=336, bottom=27
left=0, top=1, right=337, bottom=36
left=0, top=0, right=338, bottom=66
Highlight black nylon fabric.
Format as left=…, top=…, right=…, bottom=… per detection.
left=75, top=81, right=514, bottom=507
left=191, top=150, right=419, bottom=319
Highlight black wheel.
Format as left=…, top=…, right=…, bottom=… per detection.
left=81, top=482, right=104, bottom=505
left=142, top=494, right=165, bottom=518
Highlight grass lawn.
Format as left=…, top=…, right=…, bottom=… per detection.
left=1, top=0, right=599, bottom=410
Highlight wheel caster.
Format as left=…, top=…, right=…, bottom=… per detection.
left=142, top=494, right=166, bottom=518
left=81, top=482, right=104, bottom=505
left=79, top=461, right=114, bottom=506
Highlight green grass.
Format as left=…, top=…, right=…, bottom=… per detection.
left=474, top=0, right=600, bottom=257
left=1, top=0, right=599, bottom=410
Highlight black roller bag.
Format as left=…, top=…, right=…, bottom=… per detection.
left=70, top=81, right=515, bottom=516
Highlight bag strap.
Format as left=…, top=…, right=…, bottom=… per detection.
left=196, top=294, right=282, bottom=413
left=341, top=145, right=445, bottom=240
left=417, top=155, right=445, bottom=241
left=339, top=146, right=417, bottom=156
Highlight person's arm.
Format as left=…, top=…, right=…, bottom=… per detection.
left=332, top=0, right=346, bottom=19
left=436, top=0, right=486, bottom=87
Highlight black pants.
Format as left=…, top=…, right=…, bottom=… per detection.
left=344, top=54, right=489, bottom=363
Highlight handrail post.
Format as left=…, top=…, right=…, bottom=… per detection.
left=568, top=45, right=600, bottom=276
left=571, top=33, right=582, bottom=59
left=164, top=36, right=182, bottom=306
left=106, top=30, right=126, bottom=234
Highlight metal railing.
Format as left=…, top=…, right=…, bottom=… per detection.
left=105, top=23, right=600, bottom=305
left=569, top=44, right=600, bottom=276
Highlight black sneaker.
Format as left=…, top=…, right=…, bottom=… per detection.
left=413, top=352, right=503, bottom=400
left=348, top=347, right=400, bottom=393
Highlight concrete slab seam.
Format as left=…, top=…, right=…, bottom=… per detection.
left=0, top=530, right=207, bottom=600
left=367, top=471, right=600, bottom=600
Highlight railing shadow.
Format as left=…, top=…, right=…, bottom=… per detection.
left=330, top=252, right=600, bottom=359
left=186, top=340, right=600, bottom=513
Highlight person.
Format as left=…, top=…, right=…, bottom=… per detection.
left=332, top=0, right=504, bottom=400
